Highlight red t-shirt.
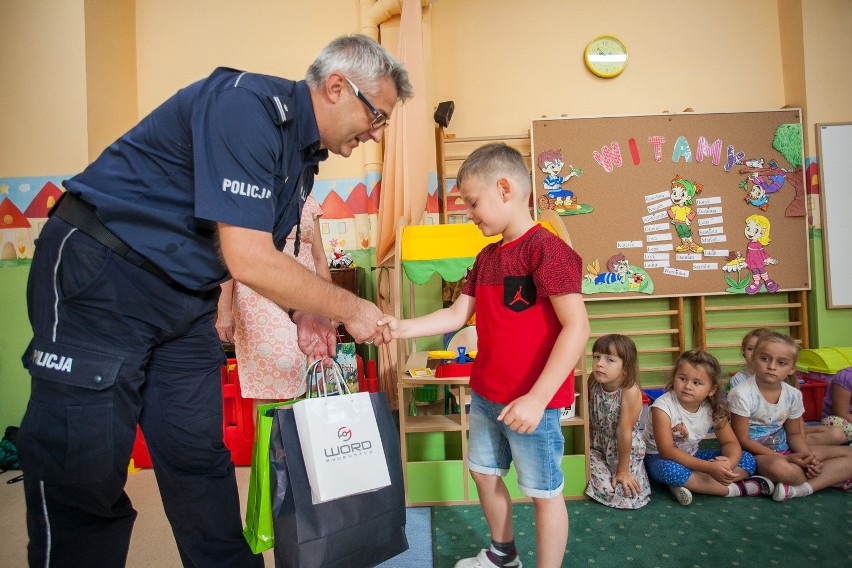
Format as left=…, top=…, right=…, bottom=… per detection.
left=462, top=224, right=583, bottom=408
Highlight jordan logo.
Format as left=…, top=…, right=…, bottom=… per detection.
left=509, top=286, right=530, bottom=306
left=504, top=275, right=536, bottom=312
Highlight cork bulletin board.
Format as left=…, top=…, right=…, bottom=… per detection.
left=531, top=109, right=809, bottom=300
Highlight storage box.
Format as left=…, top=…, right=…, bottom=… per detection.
left=796, top=347, right=852, bottom=376
left=794, top=347, right=851, bottom=423
left=221, top=358, right=254, bottom=465
left=131, top=426, right=152, bottom=468
left=643, top=388, right=666, bottom=402
left=799, top=375, right=828, bottom=423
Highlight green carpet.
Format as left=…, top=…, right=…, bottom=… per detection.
left=433, top=485, right=851, bottom=567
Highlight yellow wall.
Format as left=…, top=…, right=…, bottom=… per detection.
left=0, top=0, right=89, bottom=175
left=798, top=1, right=852, bottom=345
left=84, top=0, right=139, bottom=161
left=800, top=0, right=852, bottom=154
left=134, top=0, right=363, bottom=179
left=431, top=0, right=786, bottom=136
left=4, top=1, right=850, bottom=178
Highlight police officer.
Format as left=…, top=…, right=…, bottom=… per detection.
left=18, top=34, right=413, bottom=567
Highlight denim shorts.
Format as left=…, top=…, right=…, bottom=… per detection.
left=467, top=391, right=565, bottom=498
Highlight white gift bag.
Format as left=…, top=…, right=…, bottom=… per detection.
left=292, top=361, right=391, bottom=504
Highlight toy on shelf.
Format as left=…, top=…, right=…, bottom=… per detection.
left=327, top=246, right=354, bottom=268
left=433, top=346, right=476, bottom=378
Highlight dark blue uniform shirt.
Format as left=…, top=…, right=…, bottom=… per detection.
left=64, top=67, right=328, bottom=290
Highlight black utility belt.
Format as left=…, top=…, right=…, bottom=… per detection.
left=51, top=193, right=180, bottom=288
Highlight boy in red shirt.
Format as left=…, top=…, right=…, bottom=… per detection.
left=382, top=143, right=589, bottom=568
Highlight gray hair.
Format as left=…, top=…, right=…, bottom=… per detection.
left=306, top=34, right=414, bottom=102
left=457, top=143, right=532, bottom=192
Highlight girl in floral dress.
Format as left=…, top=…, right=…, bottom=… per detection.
left=585, top=334, right=651, bottom=508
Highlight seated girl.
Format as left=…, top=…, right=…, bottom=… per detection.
left=644, top=349, right=772, bottom=506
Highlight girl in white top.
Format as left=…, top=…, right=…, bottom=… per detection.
left=729, top=331, right=852, bottom=500
left=643, top=349, right=772, bottom=505
left=731, top=327, right=845, bottom=446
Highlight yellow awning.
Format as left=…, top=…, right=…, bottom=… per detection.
left=400, top=221, right=556, bottom=284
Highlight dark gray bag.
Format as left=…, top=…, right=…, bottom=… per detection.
left=270, top=392, right=408, bottom=567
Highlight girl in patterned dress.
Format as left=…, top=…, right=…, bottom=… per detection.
left=585, top=334, right=651, bottom=508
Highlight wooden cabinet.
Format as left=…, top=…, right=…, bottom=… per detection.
left=330, top=266, right=359, bottom=295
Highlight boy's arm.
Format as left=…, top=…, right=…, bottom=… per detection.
left=382, top=294, right=475, bottom=341
left=497, top=292, right=590, bottom=433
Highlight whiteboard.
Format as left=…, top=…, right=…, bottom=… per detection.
left=817, top=123, right=852, bottom=308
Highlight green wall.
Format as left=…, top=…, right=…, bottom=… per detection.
left=0, top=264, right=32, bottom=430
left=808, top=229, right=852, bottom=347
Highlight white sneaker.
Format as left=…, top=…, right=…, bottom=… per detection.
left=668, top=485, right=692, bottom=505
left=454, top=549, right=523, bottom=568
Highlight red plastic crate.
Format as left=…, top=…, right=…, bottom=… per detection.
left=131, top=358, right=255, bottom=467
left=131, top=425, right=152, bottom=468
left=221, top=358, right=254, bottom=465
left=799, top=375, right=827, bottom=423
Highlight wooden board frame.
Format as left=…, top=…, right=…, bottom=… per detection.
left=531, top=110, right=810, bottom=301
left=816, top=122, right=852, bottom=309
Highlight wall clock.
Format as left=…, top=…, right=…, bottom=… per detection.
left=584, top=35, right=628, bottom=78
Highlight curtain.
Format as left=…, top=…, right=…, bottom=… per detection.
left=374, top=0, right=431, bottom=406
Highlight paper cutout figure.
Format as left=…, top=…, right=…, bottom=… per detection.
left=585, top=254, right=630, bottom=285
left=582, top=254, right=653, bottom=295
left=667, top=175, right=703, bottom=253
left=535, top=149, right=591, bottom=215
left=743, top=214, right=780, bottom=294
left=721, top=216, right=779, bottom=294
left=739, top=158, right=786, bottom=211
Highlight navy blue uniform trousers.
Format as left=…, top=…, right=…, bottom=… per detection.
left=17, top=218, right=263, bottom=567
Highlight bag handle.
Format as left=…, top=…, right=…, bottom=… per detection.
left=306, top=359, right=351, bottom=398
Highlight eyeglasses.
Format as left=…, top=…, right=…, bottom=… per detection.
left=345, top=77, right=389, bottom=129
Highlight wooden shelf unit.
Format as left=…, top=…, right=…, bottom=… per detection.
left=586, top=297, right=687, bottom=387
left=692, top=290, right=809, bottom=372
left=435, top=126, right=531, bottom=224
left=397, top=352, right=590, bottom=506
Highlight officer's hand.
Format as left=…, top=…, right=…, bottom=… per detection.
left=293, top=312, right=337, bottom=360
left=215, top=310, right=236, bottom=343
left=343, top=299, right=391, bottom=346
